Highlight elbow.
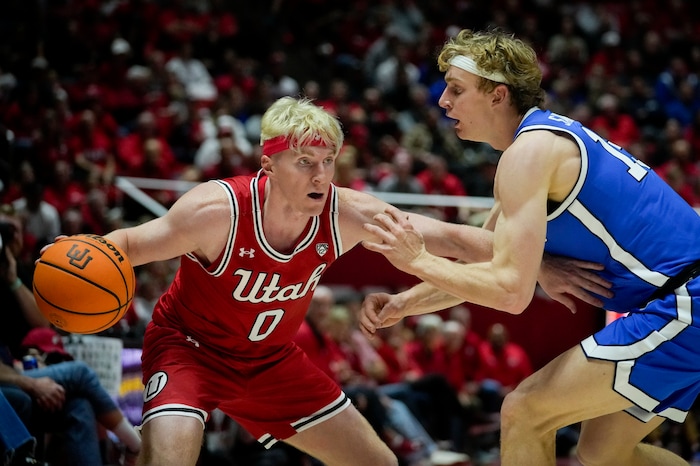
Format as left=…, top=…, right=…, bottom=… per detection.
left=493, top=279, right=535, bottom=315
left=499, top=295, right=532, bottom=315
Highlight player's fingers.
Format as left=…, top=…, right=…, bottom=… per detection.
left=569, top=287, right=604, bottom=308
left=361, top=239, right=388, bottom=255
left=373, top=212, right=409, bottom=236
left=551, top=294, right=577, bottom=314
left=579, top=280, right=614, bottom=298
left=363, top=222, right=394, bottom=242
left=577, top=270, right=612, bottom=289
left=568, top=259, right=605, bottom=271
left=359, top=321, right=375, bottom=338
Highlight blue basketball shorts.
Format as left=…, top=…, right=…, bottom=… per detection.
left=581, top=277, right=700, bottom=423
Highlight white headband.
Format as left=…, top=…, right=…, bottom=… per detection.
left=449, top=55, right=508, bottom=84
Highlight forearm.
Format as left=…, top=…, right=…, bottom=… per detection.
left=416, top=215, right=494, bottom=263
left=404, top=254, right=530, bottom=314
left=398, top=281, right=466, bottom=316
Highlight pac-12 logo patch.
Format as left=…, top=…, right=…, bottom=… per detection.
left=316, top=243, right=329, bottom=256
left=144, top=371, right=168, bottom=402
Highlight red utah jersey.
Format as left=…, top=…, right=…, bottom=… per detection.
left=151, top=171, right=342, bottom=360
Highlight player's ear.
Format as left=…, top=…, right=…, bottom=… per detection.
left=492, top=83, right=508, bottom=106
left=260, top=155, right=273, bottom=174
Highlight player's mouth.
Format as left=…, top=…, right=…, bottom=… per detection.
left=308, top=192, right=324, bottom=200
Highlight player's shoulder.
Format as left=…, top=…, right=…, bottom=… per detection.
left=337, top=186, right=386, bottom=213
left=172, top=180, right=232, bottom=216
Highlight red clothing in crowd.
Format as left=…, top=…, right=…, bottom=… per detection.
left=373, top=337, right=424, bottom=384
left=475, top=340, right=533, bottom=390
left=294, top=320, right=349, bottom=384
left=404, top=338, right=448, bottom=377
left=588, top=113, right=641, bottom=150
left=442, top=330, right=482, bottom=393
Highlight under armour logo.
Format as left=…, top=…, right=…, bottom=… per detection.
left=186, top=336, right=200, bottom=348
left=239, top=248, right=255, bottom=258
left=316, top=243, right=329, bottom=256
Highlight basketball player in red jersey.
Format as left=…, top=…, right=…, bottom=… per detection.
left=47, top=96, right=604, bottom=466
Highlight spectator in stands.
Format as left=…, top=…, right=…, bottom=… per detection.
left=333, top=145, right=371, bottom=192
left=67, top=109, right=117, bottom=186
left=266, top=51, right=301, bottom=99
left=655, top=56, right=699, bottom=114
left=79, top=186, right=121, bottom=236
left=193, top=115, right=252, bottom=176
left=0, top=390, right=46, bottom=466
left=446, top=306, right=482, bottom=390
left=116, top=110, right=178, bottom=178
left=196, top=135, right=253, bottom=181
left=654, top=138, right=700, bottom=207
left=373, top=314, right=473, bottom=454
left=546, top=15, right=589, bottom=74
left=474, top=323, right=533, bottom=415
left=42, top=160, right=87, bottom=217
left=11, top=182, right=61, bottom=253
left=663, top=79, right=700, bottom=129
left=165, top=42, right=217, bottom=105
left=405, top=314, right=447, bottom=377
left=376, top=148, right=425, bottom=212
left=588, top=93, right=641, bottom=150
left=441, top=319, right=480, bottom=408
left=373, top=42, right=421, bottom=96
left=415, top=153, right=467, bottom=222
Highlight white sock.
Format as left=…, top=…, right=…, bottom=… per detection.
left=111, top=418, right=142, bottom=452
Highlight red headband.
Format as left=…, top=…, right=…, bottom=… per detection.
left=261, top=134, right=329, bottom=155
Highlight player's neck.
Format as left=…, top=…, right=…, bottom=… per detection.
left=262, top=193, right=312, bottom=254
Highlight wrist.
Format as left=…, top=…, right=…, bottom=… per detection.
left=9, top=277, right=22, bottom=291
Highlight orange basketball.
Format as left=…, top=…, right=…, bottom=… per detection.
left=33, top=234, right=136, bottom=334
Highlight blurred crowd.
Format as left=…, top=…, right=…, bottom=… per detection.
left=2, top=0, right=700, bottom=464
left=2, top=0, right=700, bottom=249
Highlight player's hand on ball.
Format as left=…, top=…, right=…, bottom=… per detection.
left=37, top=235, right=68, bottom=258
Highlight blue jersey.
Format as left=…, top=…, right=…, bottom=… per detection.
left=516, top=108, right=700, bottom=313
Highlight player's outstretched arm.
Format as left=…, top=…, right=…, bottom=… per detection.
left=106, top=181, right=231, bottom=266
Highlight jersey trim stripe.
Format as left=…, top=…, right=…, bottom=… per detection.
left=141, top=403, right=208, bottom=429
left=329, top=185, right=342, bottom=257
left=257, top=392, right=351, bottom=449
left=211, top=179, right=238, bottom=276
left=184, top=180, right=238, bottom=277
left=516, top=123, right=589, bottom=222
left=251, top=172, right=320, bottom=262
left=568, top=200, right=669, bottom=288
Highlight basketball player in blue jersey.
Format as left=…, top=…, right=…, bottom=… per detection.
left=359, top=28, right=700, bottom=466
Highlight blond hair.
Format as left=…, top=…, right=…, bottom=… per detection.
left=260, top=96, right=344, bottom=156
left=437, top=29, right=545, bottom=113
